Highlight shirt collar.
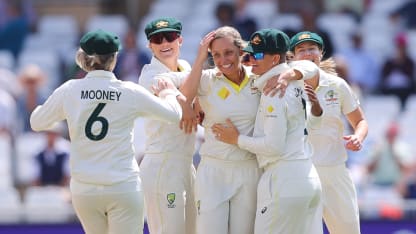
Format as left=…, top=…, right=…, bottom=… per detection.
left=213, top=66, right=254, bottom=93
left=85, top=70, right=117, bottom=80
left=150, top=56, right=185, bottom=72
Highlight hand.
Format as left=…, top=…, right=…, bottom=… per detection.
left=304, top=83, right=322, bottom=116
left=197, top=31, right=216, bottom=60
left=263, top=71, right=292, bottom=98
left=193, top=97, right=205, bottom=124
left=343, top=135, right=363, bottom=151
left=151, top=78, right=176, bottom=96
left=211, top=119, right=239, bottom=145
left=179, top=100, right=198, bottom=134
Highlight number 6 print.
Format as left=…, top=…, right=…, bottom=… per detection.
left=85, top=103, right=109, bottom=141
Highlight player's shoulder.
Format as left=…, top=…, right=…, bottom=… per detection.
left=178, top=59, right=191, bottom=71
left=139, top=64, right=158, bottom=81
left=320, top=70, right=349, bottom=87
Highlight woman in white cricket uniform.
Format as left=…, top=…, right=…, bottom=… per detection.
left=212, top=28, right=323, bottom=234
left=290, top=31, right=368, bottom=234
left=138, top=17, right=197, bottom=234
left=30, top=29, right=184, bottom=234
left=179, top=26, right=319, bottom=234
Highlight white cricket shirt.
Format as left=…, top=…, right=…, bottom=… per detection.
left=197, top=66, right=260, bottom=161
left=30, top=70, right=182, bottom=185
left=238, top=63, right=313, bottom=169
left=308, top=69, right=359, bottom=166
left=139, top=57, right=195, bottom=156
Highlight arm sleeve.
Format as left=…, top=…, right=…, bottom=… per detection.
left=339, top=79, right=359, bottom=115
left=133, top=84, right=182, bottom=123
left=289, top=60, right=319, bottom=80
left=30, top=85, right=67, bottom=132
left=237, top=95, right=288, bottom=157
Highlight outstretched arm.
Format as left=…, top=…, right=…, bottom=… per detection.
left=263, top=60, right=318, bottom=97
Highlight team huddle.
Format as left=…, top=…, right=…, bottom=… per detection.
left=29, top=16, right=368, bottom=234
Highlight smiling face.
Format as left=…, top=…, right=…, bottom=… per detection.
left=210, top=37, right=242, bottom=80
left=293, top=41, right=322, bottom=65
left=249, top=53, right=279, bottom=76
left=148, top=32, right=183, bottom=64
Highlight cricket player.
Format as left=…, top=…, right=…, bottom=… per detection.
left=30, top=29, right=184, bottom=234
left=178, top=26, right=320, bottom=234
left=212, top=29, right=323, bottom=234
left=138, top=17, right=197, bottom=234
left=290, top=31, right=368, bottom=234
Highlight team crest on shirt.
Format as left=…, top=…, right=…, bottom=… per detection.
left=167, top=193, right=176, bottom=208
left=249, top=79, right=261, bottom=95
left=156, top=20, right=169, bottom=28
left=324, top=90, right=339, bottom=105
left=218, top=87, right=230, bottom=99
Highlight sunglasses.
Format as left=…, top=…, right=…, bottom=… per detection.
left=242, top=52, right=265, bottom=62
left=149, top=32, right=180, bottom=44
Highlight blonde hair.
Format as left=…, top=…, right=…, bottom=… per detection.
left=210, top=26, right=247, bottom=50
left=75, top=48, right=118, bottom=72
left=319, top=57, right=337, bottom=76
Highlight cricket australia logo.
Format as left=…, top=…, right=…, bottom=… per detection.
left=167, top=193, right=176, bottom=208
left=251, top=35, right=262, bottom=45
left=298, top=33, right=311, bottom=40
left=324, top=90, right=339, bottom=105
left=156, top=20, right=169, bottom=28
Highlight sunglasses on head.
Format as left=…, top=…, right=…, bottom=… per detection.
left=242, top=52, right=265, bottom=62
left=149, top=32, right=180, bottom=44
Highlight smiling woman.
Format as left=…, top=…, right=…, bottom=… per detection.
left=138, top=17, right=198, bottom=234
left=177, top=26, right=262, bottom=234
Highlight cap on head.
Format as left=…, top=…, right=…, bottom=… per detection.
left=80, top=29, right=121, bottom=55
left=243, top=28, right=289, bottom=54
left=290, top=31, right=323, bottom=51
left=145, top=17, right=182, bottom=39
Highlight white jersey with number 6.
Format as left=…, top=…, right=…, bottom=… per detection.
left=30, top=70, right=182, bottom=186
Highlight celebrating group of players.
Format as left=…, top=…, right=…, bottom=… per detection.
left=30, top=16, right=367, bottom=234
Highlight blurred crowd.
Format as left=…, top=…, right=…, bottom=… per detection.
left=1, top=0, right=416, bottom=222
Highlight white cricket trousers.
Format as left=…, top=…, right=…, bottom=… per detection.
left=315, top=164, right=360, bottom=234
left=70, top=179, right=144, bottom=234
left=195, top=156, right=261, bottom=234
left=140, top=154, right=196, bottom=234
left=254, top=159, right=322, bottom=234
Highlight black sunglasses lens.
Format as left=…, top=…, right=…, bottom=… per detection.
left=150, top=32, right=179, bottom=44
left=150, top=33, right=164, bottom=44
left=164, top=32, right=179, bottom=42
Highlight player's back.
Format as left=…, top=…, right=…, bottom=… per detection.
left=60, top=70, right=182, bottom=185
